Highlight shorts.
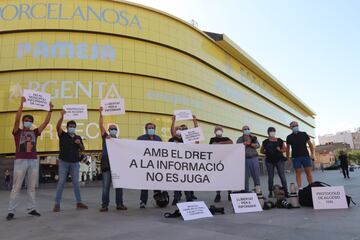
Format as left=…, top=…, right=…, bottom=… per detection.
left=292, top=156, right=312, bottom=169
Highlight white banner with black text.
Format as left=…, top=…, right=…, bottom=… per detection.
left=106, top=139, right=245, bottom=191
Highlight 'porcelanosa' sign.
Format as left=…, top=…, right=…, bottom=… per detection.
left=106, top=139, right=245, bottom=191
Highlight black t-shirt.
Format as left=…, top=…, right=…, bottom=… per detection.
left=168, top=136, right=183, bottom=143
left=262, top=138, right=285, bottom=163
left=101, top=133, right=111, bottom=172
left=339, top=154, right=348, bottom=166
left=209, top=137, right=231, bottom=144
left=58, top=131, right=84, bottom=162
left=286, top=132, right=310, bottom=158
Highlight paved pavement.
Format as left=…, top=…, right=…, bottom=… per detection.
left=1, top=170, right=359, bottom=240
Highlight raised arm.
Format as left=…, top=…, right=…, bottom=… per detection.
left=99, top=107, right=106, bottom=136
left=192, top=115, right=199, bottom=128
left=56, top=109, right=65, bottom=135
left=38, top=102, right=53, bottom=134
left=13, top=97, right=26, bottom=133
left=170, top=115, right=176, bottom=137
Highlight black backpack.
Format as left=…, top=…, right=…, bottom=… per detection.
left=299, top=181, right=355, bottom=207
left=154, top=191, right=169, bottom=208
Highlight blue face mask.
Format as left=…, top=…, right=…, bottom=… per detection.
left=147, top=129, right=155, bottom=136
left=109, top=130, right=118, bottom=137
left=23, top=121, right=33, bottom=128
left=292, top=126, right=299, bottom=133
left=68, top=127, right=76, bottom=134
left=243, top=130, right=251, bottom=135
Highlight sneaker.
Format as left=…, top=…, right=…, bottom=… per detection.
left=172, top=199, right=179, bottom=206
left=76, top=203, right=88, bottom=210
left=53, top=204, right=60, bottom=212
left=140, top=202, right=146, bottom=209
left=191, top=195, right=197, bottom=200
left=186, top=198, right=193, bottom=202
left=99, top=207, right=108, bottom=212
left=214, top=194, right=221, bottom=203
left=116, top=204, right=128, bottom=210
left=28, top=210, right=41, bottom=217
left=6, top=213, right=14, bottom=221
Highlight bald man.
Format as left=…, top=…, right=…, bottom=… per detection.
left=99, top=107, right=127, bottom=212
left=286, top=121, right=315, bottom=190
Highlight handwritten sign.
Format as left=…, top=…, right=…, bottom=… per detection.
left=180, top=127, right=205, bottom=144
left=23, top=89, right=50, bottom=111
left=230, top=193, right=263, bottom=213
left=63, top=104, right=88, bottom=120
left=177, top=201, right=213, bottom=221
left=101, top=98, right=125, bottom=115
left=174, top=110, right=193, bottom=121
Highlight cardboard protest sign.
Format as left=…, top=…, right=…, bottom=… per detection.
left=101, top=98, right=125, bottom=115
left=312, top=186, right=348, bottom=210
left=63, top=104, right=88, bottom=120
left=23, top=89, right=51, bottom=111
left=174, top=110, right=193, bottom=121
left=180, top=127, right=205, bottom=144
left=231, top=193, right=263, bottom=213
left=177, top=201, right=213, bottom=221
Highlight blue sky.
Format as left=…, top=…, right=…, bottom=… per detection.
left=130, top=0, right=360, bottom=137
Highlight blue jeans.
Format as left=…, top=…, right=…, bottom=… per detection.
left=266, top=160, right=288, bottom=192
left=8, top=159, right=38, bottom=214
left=245, top=157, right=261, bottom=192
left=54, top=160, right=82, bottom=204
left=102, top=171, right=123, bottom=207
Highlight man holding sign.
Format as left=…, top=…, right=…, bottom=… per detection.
left=137, top=122, right=162, bottom=208
left=53, top=110, right=88, bottom=212
left=98, top=107, right=127, bottom=212
left=6, top=97, right=53, bottom=221
left=170, top=115, right=199, bottom=205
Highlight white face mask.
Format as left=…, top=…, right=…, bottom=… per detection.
left=269, top=132, right=276, bottom=138
left=176, top=130, right=182, bottom=136
left=215, top=130, right=223, bottom=136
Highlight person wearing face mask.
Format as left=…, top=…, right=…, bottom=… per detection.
left=98, top=107, right=127, bottom=212
left=137, top=122, right=162, bottom=208
left=236, top=126, right=261, bottom=192
left=169, top=115, right=199, bottom=205
left=53, top=110, right=88, bottom=212
left=260, top=127, right=288, bottom=197
left=286, top=121, right=315, bottom=190
left=6, top=97, right=53, bottom=221
left=210, top=126, right=233, bottom=202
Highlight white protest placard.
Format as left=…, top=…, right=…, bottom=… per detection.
left=23, top=89, right=51, bottom=111
left=106, top=139, right=245, bottom=191
left=101, top=98, right=125, bottom=116
left=230, top=193, right=263, bottom=213
left=312, top=186, right=348, bottom=210
left=177, top=201, right=213, bottom=221
left=180, top=127, right=205, bottom=144
left=174, top=110, right=193, bottom=121
left=63, top=104, right=88, bottom=120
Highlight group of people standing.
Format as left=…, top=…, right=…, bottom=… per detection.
left=6, top=96, right=316, bottom=220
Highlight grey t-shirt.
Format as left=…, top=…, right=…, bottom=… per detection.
left=236, top=135, right=260, bottom=158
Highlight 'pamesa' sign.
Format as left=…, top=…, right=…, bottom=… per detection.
left=0, top=2, right=141, bottom=29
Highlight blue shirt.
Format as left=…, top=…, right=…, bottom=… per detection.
left=137, top=134, right=162, bottom=142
